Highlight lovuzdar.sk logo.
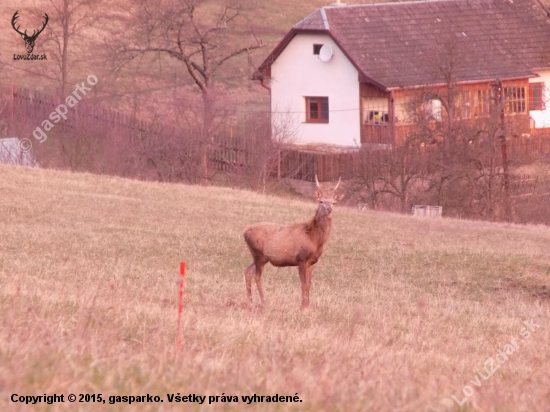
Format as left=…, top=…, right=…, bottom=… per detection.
left=11, top=10, right=48, bottom=61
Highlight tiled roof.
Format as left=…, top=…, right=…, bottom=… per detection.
left=259, top=0, right=550, bottom=90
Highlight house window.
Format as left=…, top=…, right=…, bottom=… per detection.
left=529, top=82, right=545, bottom=111
left=474, top=89, right=490, bottom=117
left=423, top=99, right=442, bottom=121
left=362, top=97, right=389, bottom=124
left=313, top=44, right=323, bottom=55
left=366, top=111, right=389, bottom=124
left=504, top=87, right=526, bottom=114
left=305, top=97, right=329, bottom=122
left=457, top=91, right=471, bottom=119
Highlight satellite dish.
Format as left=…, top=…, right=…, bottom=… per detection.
left=319, top=44, right=333, bottom=62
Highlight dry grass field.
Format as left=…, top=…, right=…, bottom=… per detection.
left=1, top=164, right=549, bottom=411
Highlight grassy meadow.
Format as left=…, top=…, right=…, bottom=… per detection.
left=0, top=164, right=549, bottom=411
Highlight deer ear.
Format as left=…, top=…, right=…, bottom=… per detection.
left=333, top=193, right=344, bottom=203
left=315, top=188, right=323, bottom=200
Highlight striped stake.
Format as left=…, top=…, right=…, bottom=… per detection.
left=176, top=262, right=186, bottom=358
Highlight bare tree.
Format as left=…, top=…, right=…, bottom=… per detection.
left=407, top=78, right=522, bottom=221
left=40, top=0, right=101, bottom=95
left=113, top=0, right=265, bottom=181
left=349, top=35, right=525, bottom=221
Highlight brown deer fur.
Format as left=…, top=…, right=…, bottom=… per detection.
left=243, top=178, right=342, bottom=308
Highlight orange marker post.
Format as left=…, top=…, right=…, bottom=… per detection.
left=176, top=262, right=186, bottom=358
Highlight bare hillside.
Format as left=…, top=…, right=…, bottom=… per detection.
left=0, top=165, right=548, bottom=411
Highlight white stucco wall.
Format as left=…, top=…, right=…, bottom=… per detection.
left=270, top=33, right=360, bottom=147
left=529, top=71, right=550, bottom=128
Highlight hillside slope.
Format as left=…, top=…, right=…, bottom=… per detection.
left=0, top=0, right=393, bottom=107
left=0, top=165, right=549, bottom=411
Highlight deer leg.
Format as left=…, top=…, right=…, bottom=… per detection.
left=254, top=261, right=266, bottom=305
left=244, top=263, right=255, bottom=302
left=298, top=264, right=309, bottom=308
left=304, top=265, right=314, bottom=307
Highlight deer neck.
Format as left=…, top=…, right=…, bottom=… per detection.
left=310, top=211, right=332, bottom=247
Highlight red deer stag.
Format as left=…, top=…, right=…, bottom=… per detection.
left=243, top=176, right=342, bottom=308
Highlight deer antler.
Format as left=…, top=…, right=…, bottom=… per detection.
left=11, top=11, right=48, bottom=39
left=11, top=11, right=25, bottom=36
left=31, top=13, right=49, bottom=39
left=314, top=175, right=321, bottom=188
left=334, top=177, right=341, bottom=192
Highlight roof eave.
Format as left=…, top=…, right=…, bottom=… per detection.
left=386, top=75, right=539, bottom=91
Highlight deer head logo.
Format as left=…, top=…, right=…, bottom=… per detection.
left=11, top=11, right=49, bottom=54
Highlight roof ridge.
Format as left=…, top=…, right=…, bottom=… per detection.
left=292, top=8, right=322, bottom=29
left=320, top=7, right=330, bottom=30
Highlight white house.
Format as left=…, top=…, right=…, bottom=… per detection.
left=269, top=32, right=361, bottom=147
left=254, top=0, right=550, bottom=147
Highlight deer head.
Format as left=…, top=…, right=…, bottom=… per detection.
left=12, top=11, right=49, bottom=54
left=314, top=175, right=343, bottom=218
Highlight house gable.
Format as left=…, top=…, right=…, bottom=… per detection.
left=270, top=33, right=361, bottom=147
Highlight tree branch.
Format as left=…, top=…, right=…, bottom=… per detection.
left=211, top=43, right=264, bottom=74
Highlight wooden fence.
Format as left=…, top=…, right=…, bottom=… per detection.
left=209, top=137, right=550, bottom=183
left=4, top=87, right=159, bottom=143
left=3, top=85, right=550, bottom=183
